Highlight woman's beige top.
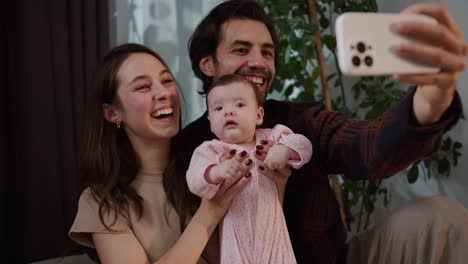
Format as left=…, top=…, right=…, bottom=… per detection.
left=69, top=171, right=218, bottom=263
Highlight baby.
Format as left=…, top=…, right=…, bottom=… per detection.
left=186, top=74, right=312, bottom=264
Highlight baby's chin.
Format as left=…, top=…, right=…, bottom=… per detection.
left=219, top=133, right=252, bottom=145
left=219, top=136, right=245, bottom=145
left=220, top=134, right=257, bottom=151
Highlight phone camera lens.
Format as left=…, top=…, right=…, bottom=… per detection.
left=357, top=42, right=366, bottom=53
left=352, top=56, right=361, bottom=67
left=364, top=56, right=373, bottom=66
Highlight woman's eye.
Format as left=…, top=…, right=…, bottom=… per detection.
left=162, top=78, right=174, bottom=84
left=135, top=84, right=150, bottom=91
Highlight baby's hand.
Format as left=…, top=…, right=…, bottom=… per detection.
left=208, top=159, right=243, bottom=184
left=263, top=144, right=290, bottom=170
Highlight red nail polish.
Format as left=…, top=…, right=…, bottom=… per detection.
left=229, top=149, right=236, bottom=155
left=245, top=159, right=252, bottom=166
left=240, top=150, right=247, bottom=157
left=255, top=145, right=264, bottom=150
left=260, top=140, right=268, bottom=145
left=256, top=150, right=262, bottom=156
left=245, top=172, right=252, bottom=178
left=259, top=166, right=265, bottom=171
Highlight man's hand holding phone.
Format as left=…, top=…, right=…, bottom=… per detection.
left=336, top=3, right=467, bottom=125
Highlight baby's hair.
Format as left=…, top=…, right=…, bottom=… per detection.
left=206, top=74, right=263, bottom=110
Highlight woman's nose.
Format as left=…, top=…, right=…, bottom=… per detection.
left=153, top=86, right=169, bottom=100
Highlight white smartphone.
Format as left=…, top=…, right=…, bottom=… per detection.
left=335, top=12, right=440, bottom=76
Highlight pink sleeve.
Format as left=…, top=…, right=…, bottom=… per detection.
left=269, top=124, right=313, bottom=169
left=186, top=140, right=225, bottom=199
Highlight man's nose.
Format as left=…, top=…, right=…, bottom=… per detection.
left=246, top=49, right=266, bottom=69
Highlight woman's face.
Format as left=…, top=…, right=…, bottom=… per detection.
left=111, top=53, right=180, bottom=144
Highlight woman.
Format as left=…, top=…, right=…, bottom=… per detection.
left=69, top=43, right=252, bottom=263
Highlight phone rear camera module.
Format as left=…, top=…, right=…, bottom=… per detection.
left=357, top=42, right=366, bottom=53
left=364, top=56, right=373, bottom=67
left=352, top=56, right=361, bottom=67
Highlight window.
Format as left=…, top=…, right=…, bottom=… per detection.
left=109, top=0, right=222, bottom=126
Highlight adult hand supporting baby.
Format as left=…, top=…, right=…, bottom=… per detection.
left=255, top=140, right=292, bottom=206
left=200, top=150, right=253, bottom=222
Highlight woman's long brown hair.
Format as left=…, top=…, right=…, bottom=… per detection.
left=79, top=43, right=193, bottom=230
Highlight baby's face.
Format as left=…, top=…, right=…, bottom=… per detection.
left=207, top=82, right=263, bottom=144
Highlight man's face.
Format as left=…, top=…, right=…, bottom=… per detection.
left=203, top=19, right=276, bottom=102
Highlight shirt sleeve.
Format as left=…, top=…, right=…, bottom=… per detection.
left=282, top=88, right=462, bottom=180
left=269, top=124, right=313, bottom=169
left=68, top=188, right=131, bottom=248
left=186, top=140, right=227, bottom=199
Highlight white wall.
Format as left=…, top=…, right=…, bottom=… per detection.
left=369, top=0, right=468, bottom=225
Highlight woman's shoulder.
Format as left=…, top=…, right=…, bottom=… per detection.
left=69, top=187, right=131, bottom=248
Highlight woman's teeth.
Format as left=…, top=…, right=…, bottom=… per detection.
left=152, top=107, right=173, bottom=118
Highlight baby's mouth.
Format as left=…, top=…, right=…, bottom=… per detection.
left=224, top=120, right=238, bottom=127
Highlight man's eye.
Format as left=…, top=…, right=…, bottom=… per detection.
left=214, top=106, right=223, bottom=111
left=233, top=48, right=248, bottom=55
left=263, top=50, right=274, bottom=58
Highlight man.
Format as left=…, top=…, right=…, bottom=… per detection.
left=176, top=0, right=468, bottom=263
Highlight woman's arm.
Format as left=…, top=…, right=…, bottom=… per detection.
left=92, top=201, right=221, bottom=264
left=158, top=152, right=252, bottom=263
left=93, top=154, right=251, bottom=264
left=93, top=232, right=151, bottom=264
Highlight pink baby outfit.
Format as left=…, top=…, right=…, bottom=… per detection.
left=187, top=124, right=312, bottom=264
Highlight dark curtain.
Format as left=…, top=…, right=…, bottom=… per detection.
left=2, top=0, right=109, bottom=262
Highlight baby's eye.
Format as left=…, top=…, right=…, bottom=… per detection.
left=214, top=106, right=223, bottom=111
left=236, top=102, right=245, bottom=107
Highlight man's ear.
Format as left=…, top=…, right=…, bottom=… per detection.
left=102, top=103, right=121, bottom=124
left=256, top=106, right=264, bottom=126
left=199, top=56, right=215, bottom=77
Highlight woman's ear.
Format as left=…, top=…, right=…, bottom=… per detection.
left=199, top=56, right=215, bottom=77
left=256, top=106, right=264, bottom=126
left=102, top=103, right=121, bottom=124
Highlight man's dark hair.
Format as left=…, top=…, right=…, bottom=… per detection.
left=206, top=74, right=263, bottom=111
left=188, top=0, right=279, bottom=94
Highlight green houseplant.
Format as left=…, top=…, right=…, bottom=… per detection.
left=259, top=0, right=463, bottom=232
